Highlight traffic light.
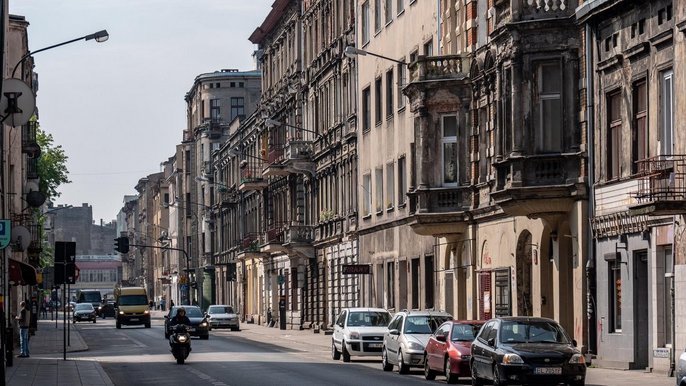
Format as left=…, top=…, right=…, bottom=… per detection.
left=114, top=237, right=129, bottom=254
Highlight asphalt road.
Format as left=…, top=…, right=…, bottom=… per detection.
left=71, top=317, right=674, bottom=386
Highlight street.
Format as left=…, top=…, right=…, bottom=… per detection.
left=59, top=315, right=673, bottom=386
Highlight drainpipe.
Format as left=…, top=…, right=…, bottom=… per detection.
left=585, top=22, right=597, bottom=357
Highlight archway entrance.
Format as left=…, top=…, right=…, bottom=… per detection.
left=515, top=231, right=533, bottom=316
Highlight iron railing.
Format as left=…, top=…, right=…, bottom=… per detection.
left=634, top=155, right=686, bottom=202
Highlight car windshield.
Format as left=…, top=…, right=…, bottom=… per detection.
left=500, top=321, right=570, bottom=344
left=347, top=311, right=391, bottom=327
left=118, top=295, right=148, bottom=306
left=451, top=323, right=482, bottom=342
left=174, top=307, right=203, bottom=318
left=404, top=315, right=452, bottom=334
left=80, top=292, right=102, bottom=303
left=208, top=306, right=234, bottom=314
left=75, top=304, right=93, bottom=311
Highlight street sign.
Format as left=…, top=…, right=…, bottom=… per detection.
left=0, top=219, right=11, bottom=249
left=342, top=264, right=371, bottom=275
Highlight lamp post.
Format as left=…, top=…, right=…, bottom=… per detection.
left=11, top=30, right=109, bottom=78
left=343, top=46, right=407, bottom=66
left=264, top=118, right=320, bottom=138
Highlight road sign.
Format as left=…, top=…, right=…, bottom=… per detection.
left=342, top=264, right=371, bottom=275
left=0, top=219, right=10, bottom=249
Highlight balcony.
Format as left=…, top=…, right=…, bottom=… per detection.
left=263, top=140, right=315, bottom=176
left=283, top=224, right=314, bottom=259
left=407, top=186, right=471, bottom=236
left=409, top=55, right=470, bottom=83
left=237, top=232, right=264, bottom=260
left=519, top=0, right=576, bottom=20
left=239, top=167, right=268, bottom=191
left=219, top=185, right=239, bottom=207
left=629, top=155, right=686, bottom=216
left=491, top=154, right=585, bottom=217
left=261, top=222, right=287, bottom=254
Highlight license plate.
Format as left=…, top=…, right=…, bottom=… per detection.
left=129, top=318, right=138, bottom=322
left=535, top=367, right=562, bottom=375
left=368, top=343, right=382, bottom=348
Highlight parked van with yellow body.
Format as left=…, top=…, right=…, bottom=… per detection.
left=114, top=287, right=150, bottom=329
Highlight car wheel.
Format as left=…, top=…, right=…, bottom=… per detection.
left=341, top=341, right=351, bottom=362
left=332, top=340, right=341, bottom=360
left=424, top=354, right=437, bottom=380
left=381, top=347, right=393, bottom=371
left=93, top=319, right=96, bottom=324
left=398, top=350, right=410, bottom=374
left=145, top=322, right=151, bottom=328
left=116, top=320, right=121, bottom=329
left=493, top=364, right=507, bottom=386
left=231, top=326, right=240, bottom=331
left=570, top=381, right=585, bottom=386
left=445, top=357, right=458, bottom=384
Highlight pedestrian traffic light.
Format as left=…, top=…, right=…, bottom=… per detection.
left=114, top=237, right=129, bottom=254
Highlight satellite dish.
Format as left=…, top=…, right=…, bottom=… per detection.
left=26, top=190, right=47, bottom=207
left=11, top=226, right=31, bottom=252
left=0, top=79, right=36, bottom=127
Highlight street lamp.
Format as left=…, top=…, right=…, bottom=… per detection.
left=343, top=46, right=407, bottom=66
left=227, top=147, right=268, bottom=162
left=264, top=118, right=320, bottom=137
left=12, top=29, right=109, bottom=78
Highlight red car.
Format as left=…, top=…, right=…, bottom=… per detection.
left=424, top=320, right=485, bottom=384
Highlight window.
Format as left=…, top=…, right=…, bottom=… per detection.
left=409, top=50, right=418, bottom=63
left=423, top=39, right=433, bottom=56
left=230, top=97, right=244, bottom=121
left=375, top=77, right=383, bottom=125
left=607, top=91, right=622, bottom=180
left=660, top=69, right=673, bottom=156
left=362, top=1, right=370, bottom=44
left=385, top=69, right=394, bottom=118
left=397, top=156, right=406, bottom=205
left=662, top=246, right=673, bottom=345
left=385, top=0, right=393, bottom=24
left=609, top=259, right=622, bottom=332
left=535, top=62, right=562, bottom=152
left=632, top=80, right=647, bottom=174
left=386, top=162, right=395, bottom=209
left=362, top=173, right=372, bottom=216
left=397, top=62, right=406, bottom=109
left=425, top=255, right=434, bottom=309
left=411, top=258, right=420, bottom=309
left=397, top=0, right=404, bottom=14
left=362, top=87, right=371, bottom=132
left=375, top=167, right=383, bottom=212
left=210, top=99, right=220, bottom=120
left=442, top=115, right=458, bottom=186
left=374, top=0, right=382, bottom=33
left=386, top=261, right=395, bottom=308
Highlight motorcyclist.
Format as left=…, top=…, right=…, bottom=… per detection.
left=170, top=307, right=191, bottom=327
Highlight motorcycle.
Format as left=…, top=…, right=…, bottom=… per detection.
left=169, top=324, right=192, bottom=364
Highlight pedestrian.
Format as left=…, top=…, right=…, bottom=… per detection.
left=160, top=298, right=166, bottom=311
left=15, top=301, right=30, bottom=357
left=41, top=300, right=48, bottom=319
left=170, top=299, right=175, bottom=308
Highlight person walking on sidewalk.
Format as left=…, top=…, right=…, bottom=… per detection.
left=15, top=301, right=30, bottom=357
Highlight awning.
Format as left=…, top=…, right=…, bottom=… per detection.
left=8, top=258, right=38, bottom=286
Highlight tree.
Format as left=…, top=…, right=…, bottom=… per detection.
left=36, top=124, right=70, bottom=202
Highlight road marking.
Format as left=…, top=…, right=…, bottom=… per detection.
left=186, top=366, right=230, bottom=386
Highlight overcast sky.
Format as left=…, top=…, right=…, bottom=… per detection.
left=9, top=0, right=273, bottom=223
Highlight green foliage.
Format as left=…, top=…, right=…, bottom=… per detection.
left=36, top=123, right=70, bottom=202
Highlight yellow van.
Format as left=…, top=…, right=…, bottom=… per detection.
left=114, top=287, right=150, bottom=328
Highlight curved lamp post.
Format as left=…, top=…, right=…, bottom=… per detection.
left=12, top=29, right=109, bottom=78
left=343, top=45, right=406, bottom=66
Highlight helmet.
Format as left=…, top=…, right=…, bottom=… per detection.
left=176, top=307, right=186, bottom=316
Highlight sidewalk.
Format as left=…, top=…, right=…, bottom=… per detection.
left=4, top=314, right=113, bottom=386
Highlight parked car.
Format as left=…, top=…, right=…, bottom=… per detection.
left=677, top=348, right=686, bottom=386
left=424, top=320, right=485, bottom=383
left=471, top=316, right=586, bottom=386
left=381, top=310, right=453, bottom=374
left=72, top=303, right=97, bottom=323
left=164, top=306, right=209, bottom=340
left=98, top=301, right=116, bottom=318
left=332, top=307, right=392, bottom=362
left=205, top=305, right=240, bottom=331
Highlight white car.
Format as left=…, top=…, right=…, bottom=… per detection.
left=205, top=305, right=240, bottom=331
left=332, top=307, right=392, bottom=362
left=677, top=347, right=686, bottom=386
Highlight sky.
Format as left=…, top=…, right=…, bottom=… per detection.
left=9, top=0, right=274, bottom=223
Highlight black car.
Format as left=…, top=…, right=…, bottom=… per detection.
left=98, top=301, right=116, bottom=318
left=72, top=303, right=97, bottom=323
left=164, top=306, right=209, bottom=340
left=470, top=317, right=586, bottom=386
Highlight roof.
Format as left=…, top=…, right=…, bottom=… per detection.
left=249, top=0, right=290, bottom=45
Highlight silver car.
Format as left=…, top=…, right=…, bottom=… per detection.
left=205, top=305, right=240, bottom=331
left=382, top=310, right=453, bottom=374
left=677, top=348, right=686, bottom=386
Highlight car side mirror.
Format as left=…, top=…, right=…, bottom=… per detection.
left=572, top=339, right=577, bottom=347
left=487, top=338, right=496, bottom=347
left=388, top=329, right=400, bottom=336
left=436, top=334, right=446, bottom=342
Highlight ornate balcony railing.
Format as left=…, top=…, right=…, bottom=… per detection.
left=285, top=140, right=313, bottom=161
left=634, top=155, right=686, bottom=203
left=409, top=55, right=470, bottom=83
left=407, top=186, right=471, bottom=214
left=284, top=224, right=313, bottom=244
left=240, top=232, right=261, bottom=252
left=265, top=222, right=286, bottom=243
left=495, top=154, right=581, bottom=190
